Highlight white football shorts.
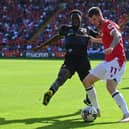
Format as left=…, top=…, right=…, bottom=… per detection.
left=90, top=58, right=126, bottom=83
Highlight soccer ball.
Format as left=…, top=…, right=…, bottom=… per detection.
left=81, top=106, right=97, bottom=122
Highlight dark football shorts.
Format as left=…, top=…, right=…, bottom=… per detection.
left=60, top=55, right=91, bottom=81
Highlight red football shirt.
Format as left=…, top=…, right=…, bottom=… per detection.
left=101, top=19, right=126, bottom=66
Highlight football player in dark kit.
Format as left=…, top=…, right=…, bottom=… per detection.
left=33, top=9, right=101, bottom=106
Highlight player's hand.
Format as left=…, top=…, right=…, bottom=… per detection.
left=118, top=13, right=129, bottom=31
left=104, top=47, right=113, bottom=55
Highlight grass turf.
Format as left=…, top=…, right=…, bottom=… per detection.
left=0, top=59, right=129, bottom=129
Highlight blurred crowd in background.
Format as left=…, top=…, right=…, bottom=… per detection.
left=0, top=0, right=129, bottom=58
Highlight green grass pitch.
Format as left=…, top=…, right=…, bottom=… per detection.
left=0, top=59, right=129, bottom=129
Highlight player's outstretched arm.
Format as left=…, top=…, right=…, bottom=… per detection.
left=89, top=36, right=102, bottom=44
left=32, top=34, right=63, bottom=51
left=29, top=2, right=67, bottom=43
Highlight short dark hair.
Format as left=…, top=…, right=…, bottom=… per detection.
left=70, top=9, right=82, bottom=17
left=88, top=7, right=102, bottom=17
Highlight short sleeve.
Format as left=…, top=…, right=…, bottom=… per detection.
left=104, top=21, right=117, bottom=36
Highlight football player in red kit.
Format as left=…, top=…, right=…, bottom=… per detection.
left=83, top=6, right=129, bottom=122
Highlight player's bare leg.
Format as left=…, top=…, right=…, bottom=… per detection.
left=83, top=74, right=100, bottom=117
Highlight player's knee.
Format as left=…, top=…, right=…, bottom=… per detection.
left=83, top=74, right=99, bottom=88
left=106, top=80, right=117, bottom=94
left=106, top=85, right=111, bottom=94
left=57, top=69, right=71, bottom=85
left=83, top=75, right=94, bottom=88
left=106, top=85, right=116, bottom=94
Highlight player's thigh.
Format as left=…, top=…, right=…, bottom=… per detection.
left=83, top=73, right=99, bottom=87
left=90, top=61, right=106, bottom=80
left=83, top=62, right=106, bottom=86
left=106, top=79, right=118, bottom=94
left=77, top=59, right=91, bottom=81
